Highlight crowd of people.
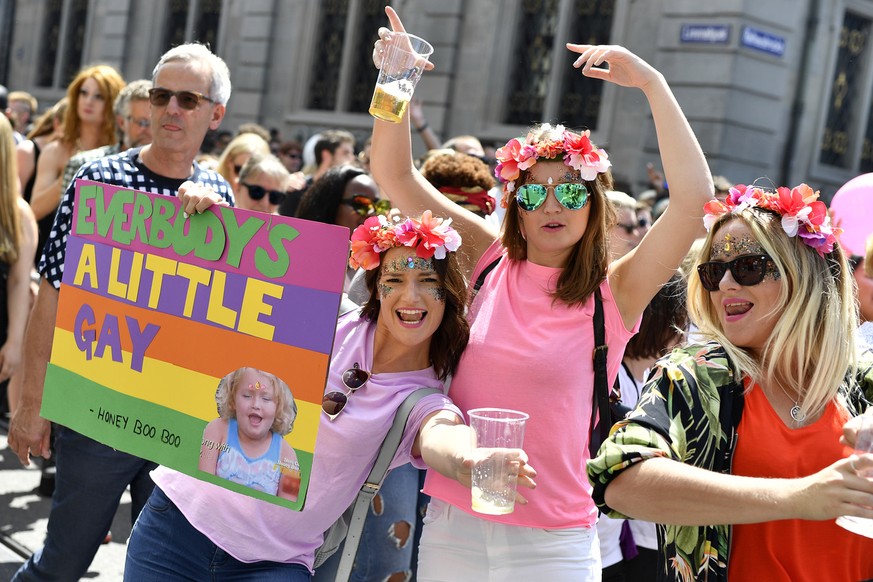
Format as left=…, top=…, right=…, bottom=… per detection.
left=2, top=4, right=873, bottom=581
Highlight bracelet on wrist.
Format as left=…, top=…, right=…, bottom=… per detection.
left=415, top=122, right=429, bottom=133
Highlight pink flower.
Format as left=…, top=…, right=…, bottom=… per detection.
left=494, top=138, right=537, bottom=182
left=563, top=131, right=611, bottom=181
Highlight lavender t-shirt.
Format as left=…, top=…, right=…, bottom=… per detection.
left=152, top=311, right=460, bottom=570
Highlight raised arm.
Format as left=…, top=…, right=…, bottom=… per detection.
left=370, top=7, right=498, bottom=279
left=567, top=45, right=712, bottom=328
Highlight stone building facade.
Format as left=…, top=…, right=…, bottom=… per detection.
left=2, top=0, right=873, bottom=198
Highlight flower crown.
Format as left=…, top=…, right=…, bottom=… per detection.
left=702, top=183, right=842, bottom=256
left=493, top=123, right=611, bottom=208
left=349, top=210, right=462, bottom=271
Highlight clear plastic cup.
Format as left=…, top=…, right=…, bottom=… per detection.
left=369, top=33, right=433, bottom=123
left=468, top=408, right=528, bottom=515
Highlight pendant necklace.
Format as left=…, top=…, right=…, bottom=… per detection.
left=777, top=384, right=806, bottom=423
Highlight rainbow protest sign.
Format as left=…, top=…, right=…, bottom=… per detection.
left=41, top=180, right=349, bottom=510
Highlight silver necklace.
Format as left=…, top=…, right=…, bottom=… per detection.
left=776, top=384, right=806, bottom=423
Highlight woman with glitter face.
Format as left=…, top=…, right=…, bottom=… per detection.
left=125, top=213, right=536, bottom=580
left=369, top=7, right=712, bottom=580
left=589, top=184, right=873, bottom=581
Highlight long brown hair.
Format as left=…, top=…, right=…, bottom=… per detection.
left=61, top=64, right=125, bottom=148
left=360, top=251, right=470, bottom=380
left=26, top=97, right=68, bottom=140
left=501, top=169, right=615, bottom=306
left=0, top=115, right=21, bottom=263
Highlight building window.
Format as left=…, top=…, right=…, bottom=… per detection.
left=161, top=0, right=222, bottom=54
left=504, top=0, right=614, bottom=128
left=819, top=12, right=870, bottom=169
left=307, top=0, right=388, bottom=113
left=37, top=0, right=88, bottom=88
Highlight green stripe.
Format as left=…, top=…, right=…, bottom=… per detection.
left=41, top=364, right=312, bottom=510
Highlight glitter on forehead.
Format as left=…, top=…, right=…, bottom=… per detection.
left=384, top=256, right=435, bottom=272
left=547, top=176, right=554, bottom=185
left=711, top=233, right=765, bottom=258
left=249, top=381, right=262, bottom=391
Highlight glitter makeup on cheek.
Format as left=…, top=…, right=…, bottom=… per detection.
left=378, top=282, right=395, bottom=298
left=424, top=286, right=446, bottom=302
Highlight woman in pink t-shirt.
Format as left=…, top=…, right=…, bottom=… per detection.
left=369, top=8, right=712, bottom=580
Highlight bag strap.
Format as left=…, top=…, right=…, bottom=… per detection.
left=589, top=288, right=610, bottom=457
left=472, top=256, right=501, bottom=297
left=334, top=386, right=441, bottom=582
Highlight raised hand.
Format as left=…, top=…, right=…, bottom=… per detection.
left=372, top=6, right=435, bottom=72
left=566, top=44, right=660, bottom=91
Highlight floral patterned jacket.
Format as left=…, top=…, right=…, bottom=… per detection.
left=587, top=342, right=873, bottom=582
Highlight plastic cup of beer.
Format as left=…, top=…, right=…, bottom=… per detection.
left=369, top=33, right=434, bottom=123
left=468, top=408, right=529, bottom=515
left=837, top=413, right=873, bottom=537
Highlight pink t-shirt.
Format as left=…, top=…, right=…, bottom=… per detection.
left=424, top=241, right=637, bottom=528
left=153, top=312, right=461, bottom=570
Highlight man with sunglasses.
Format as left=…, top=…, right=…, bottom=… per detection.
left=8, top=43, right=233, bottom=582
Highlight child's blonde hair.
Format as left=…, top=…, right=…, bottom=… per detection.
left=215, top=367, right=297, bottom=435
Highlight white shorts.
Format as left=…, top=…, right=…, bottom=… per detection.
left=417, top=499, right=602, bottom=582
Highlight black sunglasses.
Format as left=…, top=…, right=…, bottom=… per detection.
left=616, top=217, right=651, bottom=235
left=322, top=363, right=371, bottom=420
left=697, top=254, right=773, bottom=292
left=515, top=183, right=589, bottom=211
left=243, top=183, right=285, bottom=205
left=148, top=88, right=215, bottom=110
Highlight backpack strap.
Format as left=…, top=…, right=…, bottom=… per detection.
left=588, top=288, right=610, bottom=457
left=333, top=386, right=441, bottom=582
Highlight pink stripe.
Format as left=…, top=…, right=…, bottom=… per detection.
left=71, top=180, right=349, bottom=293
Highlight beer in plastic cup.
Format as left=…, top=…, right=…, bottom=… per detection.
left=370, top=33, right=433, bottom=123
left=468, top=408, right=529, bottom=515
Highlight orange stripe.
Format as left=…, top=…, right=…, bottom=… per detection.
left=55, top=284, right=331, bottom=403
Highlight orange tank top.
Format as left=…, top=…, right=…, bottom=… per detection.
left=728, top=384, right=873, bottom=581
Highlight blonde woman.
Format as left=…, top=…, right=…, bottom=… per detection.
left=236, top=153, right=290, bottom=214
left=216, top=132, right=271, bottom=196
left=0, top=114, right=37, bottom=415
left=589, top=183, right=873, bottom=580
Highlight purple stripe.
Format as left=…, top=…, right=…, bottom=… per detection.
left=72, top=180, right=349, bottom=293
left=62, top=237, right=340, bottom=354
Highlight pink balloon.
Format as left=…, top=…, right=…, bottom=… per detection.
left=831, top=173, right=873, bottom=256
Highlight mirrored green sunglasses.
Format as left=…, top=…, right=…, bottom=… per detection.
left=515, top=183, right=590, bottom=211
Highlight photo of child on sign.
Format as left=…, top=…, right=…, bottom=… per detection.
left=200, top=367, right=302, bottom=501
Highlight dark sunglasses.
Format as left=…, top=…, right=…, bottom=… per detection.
left=697, top=254, right=773, bottom=292
left=243, top=183, right=285, bottom=205
left=342, top=195, right=377, bottom=217
left=322, top=363, right=371, bottom=420
left=616, top=217, right=651, bottom=235
left=148, top=88, right=215, bottom=110
left=515, top=183, right=589, bottom=211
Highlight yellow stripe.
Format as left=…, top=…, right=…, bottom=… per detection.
left=50, top=328, right=321, bottom=451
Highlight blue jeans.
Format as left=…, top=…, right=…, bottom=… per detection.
left=125, top=487, right=311, bottom=581
left=12, top=426, right=156, bottom=581
left=313, top=463, right=423, bottom=582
